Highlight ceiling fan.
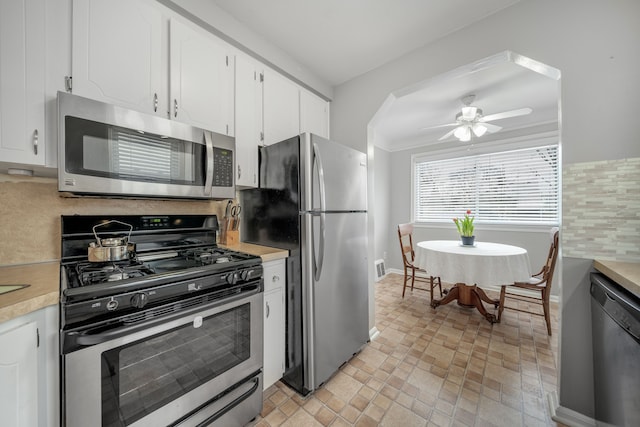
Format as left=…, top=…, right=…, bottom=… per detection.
left=423, top=94, right=533, bottom=142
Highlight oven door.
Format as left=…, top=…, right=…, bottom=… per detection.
left=63, top=290, right=263, bottom=427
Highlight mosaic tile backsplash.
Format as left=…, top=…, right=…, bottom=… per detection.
left=562, top=157, right=640, bottom=261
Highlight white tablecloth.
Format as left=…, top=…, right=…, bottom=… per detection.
left=415, top=240, right=531, bottom=287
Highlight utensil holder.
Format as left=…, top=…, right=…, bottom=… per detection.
left=221, top=229, right=239, bottom=246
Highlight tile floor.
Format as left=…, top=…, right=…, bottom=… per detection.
left=251, top=273, right=561, bottom=427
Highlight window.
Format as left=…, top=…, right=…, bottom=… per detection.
left=414, top=145, right=559, bottom=225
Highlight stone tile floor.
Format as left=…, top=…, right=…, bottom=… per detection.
left=251, top=273, right=562, bottom=426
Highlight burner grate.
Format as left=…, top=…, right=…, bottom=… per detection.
left=75, top=261, right=155, bottom=287
left=181, top=247, right=231, bottom=265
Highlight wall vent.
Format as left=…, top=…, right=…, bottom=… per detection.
left=374, top=259, right=386, bottom=281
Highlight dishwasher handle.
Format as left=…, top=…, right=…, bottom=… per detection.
left=591, top=273, right=640, bottom=342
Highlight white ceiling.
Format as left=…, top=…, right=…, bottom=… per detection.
left=374, top=58, right=560, bottom=151
left=211, top=0, right=559, bottom=151
left=211, top=0, right=521, bottom=86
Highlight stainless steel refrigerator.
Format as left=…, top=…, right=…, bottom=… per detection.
left=240, top=133, right=369, bottom=395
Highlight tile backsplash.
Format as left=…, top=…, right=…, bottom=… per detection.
left=562, top=157, right=640, bottom=261
left=0, top=175, right=229, bottom=266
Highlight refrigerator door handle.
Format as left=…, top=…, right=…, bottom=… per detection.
left=312, top=142, right=326, bottom=281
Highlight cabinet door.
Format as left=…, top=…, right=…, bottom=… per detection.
left=263, top=288, right=285, bottom=390
left=72, top=0, right=166, bottom=116
left=300, top=89, right=329, bottom=139
left=0, top=321, right=38, bottom=427
left=262, top=259, right=285, bottom=390
left=0, top=0, right=46, bottom=165
left=170, top=18, right=234, bottom=135
left=262, top=68, right=300, bottom=146
left=234, top=54, right=261, bottom=188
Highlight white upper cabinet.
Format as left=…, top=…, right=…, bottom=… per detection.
left=72, top=0, right=166, bottom=116
left=72, top=0, right=233, bottom=135
left=170, top=18, right=234, bottom=135
left=300, top=89, right=329, bottom=139
left=0, top=0, right=46, bottom=166
left=234, top=54, right=262, bottom=187
left=262, top=68, right=300, bottom=146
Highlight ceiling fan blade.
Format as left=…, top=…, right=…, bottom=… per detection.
left=438, top=128, right=458, bottom=141
left=482, top=122, right=502, bottom=133
left=420, top=122, right=458, bottom=131
left=480, top=107, right=532, bottom=122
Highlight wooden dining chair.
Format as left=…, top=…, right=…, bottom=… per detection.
left=497, top=227, right=559, bottom=335
left=397, top=223, right=442, bottom=303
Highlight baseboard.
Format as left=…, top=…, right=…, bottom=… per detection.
left=547, top=391, right=597, bottom=427
left=385, top=268, right=559, bottom=303
left=369, top=326, right=380, bottom=341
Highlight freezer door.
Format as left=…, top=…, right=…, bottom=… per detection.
left=300, top=134, right=367, bottom=212
left=301, top=211, right=369, bottom=391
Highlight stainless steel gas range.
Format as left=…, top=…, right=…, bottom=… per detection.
left=59, top=215, right=263, bottom=427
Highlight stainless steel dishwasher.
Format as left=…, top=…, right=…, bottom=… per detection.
left=590, top=272, right=640, bottom=427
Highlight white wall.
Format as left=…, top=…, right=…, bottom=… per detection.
left=373, top=145, right=391, bottom=264
left=330, top=0, right=640, bottom=420
left=331, top=0, right=640, bottom=164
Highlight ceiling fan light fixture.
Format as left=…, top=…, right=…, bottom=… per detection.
left=472, top=123, right=488, bottom=137
left=454, top=126, right=471, bottom=141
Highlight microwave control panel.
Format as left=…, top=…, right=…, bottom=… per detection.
left=212, top=147, right=233, bottom=187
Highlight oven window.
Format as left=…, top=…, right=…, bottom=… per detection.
left=65, top=116, right=206, bottom=186
left=101, top=304, right=251, bottom=426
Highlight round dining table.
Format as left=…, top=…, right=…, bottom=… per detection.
left=415, top=240, right=531, bottom=323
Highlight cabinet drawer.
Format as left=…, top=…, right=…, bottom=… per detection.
left=263, top=259, right=285, bottom=293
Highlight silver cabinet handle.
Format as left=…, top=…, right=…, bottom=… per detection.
left=174, top=99, right=178, bottom=117
left=153, top=93, right=158, bottom=112
left=33, top=129, right=38, bottom=155
left=272, top=275, right=280, bottom=283
left=237, top=164, right=242, bottom=179
left=265, top=301, right=270, bottom=318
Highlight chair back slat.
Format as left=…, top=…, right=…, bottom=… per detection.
left=397, top=223, right=415, bottom=266
left=541, top=229, right=560, bottom=296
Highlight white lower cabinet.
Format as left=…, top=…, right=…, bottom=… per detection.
left=0, top=321, right=37, bottom=427
left=262, top=258, right=286, bottom=390
left=0, top=305, right=58, bottom=427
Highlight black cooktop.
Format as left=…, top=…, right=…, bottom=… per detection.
left=60, top=214, right=261, bottom=292
left=60, top=215, right=264, bottom=328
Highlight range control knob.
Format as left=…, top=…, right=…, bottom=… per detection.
left=240, top=269, right=249, bottom=281
left=226, top=272, right=238, bottom=285
left=130, top=292, right=149, bottom=309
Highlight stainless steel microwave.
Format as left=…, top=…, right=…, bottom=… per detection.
left=57, top=92, right=235, bottom=199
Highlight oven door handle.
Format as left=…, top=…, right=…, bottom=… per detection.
left=64, top=285, right=262, bottom=350
left=170, top=372, right=261, bottom=427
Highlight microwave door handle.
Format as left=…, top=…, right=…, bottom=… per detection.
left=204, top=131, right=214, bottom=197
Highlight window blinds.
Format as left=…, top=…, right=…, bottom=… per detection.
left=414, top=145, right=559, bottom=225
